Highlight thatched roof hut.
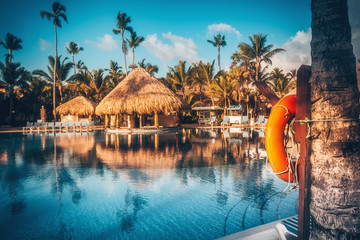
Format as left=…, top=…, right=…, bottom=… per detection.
left=56, top=96, right=96, bottom=116
left=95, top=68, right=183, bottom=116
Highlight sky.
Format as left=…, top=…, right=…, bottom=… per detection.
left=0, top=0, right=359, bottom=78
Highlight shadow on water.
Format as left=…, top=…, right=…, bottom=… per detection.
left=0, top=129, right=297, bottom=239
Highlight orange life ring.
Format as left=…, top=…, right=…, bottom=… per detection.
left=265, top=95, right=297, bottom=182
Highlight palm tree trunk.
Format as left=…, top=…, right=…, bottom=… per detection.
left=72, top=53, right=76, bottom=75
left=121, top=32, right=128, bottom=76
left=217, top=46, right=221, bottom=71
left=132, top=47, right=135, bottom=71
left=309, top=0, right=360, bottom=238
left=53, top=24, right=57, bottom=122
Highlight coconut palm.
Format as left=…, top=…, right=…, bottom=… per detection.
left=40, top=1, right=68, bottom=121
left=207, top=34, right=227, bottom=71
left=126, top=31, right=144, bottom=69
left=81, top=69, right=107, bottom=103
left=33, top=55, right=73, bottom=104
left=308, top=0, right=360, bottom=238
left=286, top=69, right=297, bottom=82
left=137, top=59, right=159, bottom=76
left=232, top=33, right=284, bottom=82
left=207, top=74, right=237, bottom=112
left=184, top=93, right=203, bottom=109
left=0, top=33, right=22, bottom=63
left=166, top=61, right=192, bottom=100
left=105, top=60, right=124, bottom=89
left=268, top=68, right=295, bottom=97
left=0, top=61, right=30, bottom=120
left=113, top=11, right=133, bottom=77
left=197, top=60, right=216, bottom=106
left=229, top=65, right=251, bottom=104
left=65, top=41, right=83, bottom=75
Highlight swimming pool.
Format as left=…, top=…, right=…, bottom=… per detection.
left=0, top=129, right=298, bottom=239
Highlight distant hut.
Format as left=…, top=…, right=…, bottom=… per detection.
left=95, top=68, right=183, bottom=128
left=56, top=96, right=96, bottom=122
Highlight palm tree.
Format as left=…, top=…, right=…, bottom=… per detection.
left=33, top=55, right=73, bottom=104
left=286, top=69, right=297, bottom=82
left=65, top=41, right=83, bottom=75
left=207, top=34, right=227, bottom=71
left=105, top=60, right=124, bottom=89
left=0, top=33, right=22, bottom=63
left=198, top=60, right=216, bottom=106
left=40, top=1, right=68, bottom=121
left=82, top=69, right=107, bottom=103
left=232, top=33, right=284, bottom=82
left=229, top=65, right=251, bottom=104
left=268, top=68, right=295, bottom=97
left=207, top=74, right=237, bottom=113
left=184, top=94, right=203, bottom=109
left=137, top=59, right=159, bottom=76
left=166, top=61, right=192, bottom=100
left=113, top=11, right=132, bottom=77
left=0, top=61, right=30, bottom=120
left=308, top=0, right=360, bottom=239
left=126, top=31, right=144, bottom=69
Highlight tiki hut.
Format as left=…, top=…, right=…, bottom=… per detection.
left=95, top=68, right=183, bottom=128
left=56, top=96, right=96, bottom=122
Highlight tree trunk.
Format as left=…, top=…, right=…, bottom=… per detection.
left=217, top=46, right=221, bottom=72
left=121, top=31, right=128, bottom=76
left=53, top=24, right=57, bottom=122
left=132, top=47, right=135, bottom=71
left=72, top=53, right=76, bottom=75
left=309, top=0, right=360, bottom=239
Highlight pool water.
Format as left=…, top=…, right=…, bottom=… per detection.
left=0, top=129, right=298, bottom=239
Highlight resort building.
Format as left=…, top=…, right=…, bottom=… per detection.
left=56, top=96, right=96, bottom=122
left=95, top=68, right=183, bottom=128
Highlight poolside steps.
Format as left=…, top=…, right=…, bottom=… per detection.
left=218, top=215, right=299, bottom=240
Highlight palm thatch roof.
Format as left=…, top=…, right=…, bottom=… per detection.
left=95, top=68, right=183, bottom=115
left=56, top=96, right=96, bottom=116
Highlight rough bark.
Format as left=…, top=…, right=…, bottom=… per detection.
left=309, top=0, right=360, bottom=239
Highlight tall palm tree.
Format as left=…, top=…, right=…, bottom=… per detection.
left=105, top=60, right=124, bottom=89
left=113, top=11, right=132, bottom=77
left=166, top=61, right=192, bottom=100
left=0, top=33, right=22, bottom=63
left=229, top=64, right=251, bottom=104
left=0, top=61, right=30, bottom=120
left=137, top=59, right=159, bottom=76
left=207, top=74, right=237, bottom=113
left=126, top=31, right=144, bottom=69
left=65, top=41, right=83, bottom=75
left=309, top=0, right=360, bottom=238
left=207, top=34, right=227, bottom=71
left=82, top=69, right=107, bottom=103
left=232, top=33, right=284, bottom=82
left=268, top=68, right=295, bottom=97
left=40, top=1, right=68, bottom=121
left=198, top=60, right=216, bottom=106
left=33, top=55, right=73, bottom=104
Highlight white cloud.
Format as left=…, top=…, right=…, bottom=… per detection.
left=39, top=38, right=52, bottom=52
left=271, top=29, right=312, bottom=73
left=207, top=23, right=241, bottom=38
left=142, top=32, right=200, bottom=62
left=85, top=34, right=118, bottom=51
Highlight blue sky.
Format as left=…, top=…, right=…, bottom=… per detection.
left=0, top=0, right=359, bottom=78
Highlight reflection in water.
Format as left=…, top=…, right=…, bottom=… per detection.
left=0, top=129, right=298, bottom=239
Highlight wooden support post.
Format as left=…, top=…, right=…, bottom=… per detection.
left=295, top=65, right=311, bottom=240
left=254, top=81, right=280, bottom=106
left=127, top=115, right=131, bottom=128
left=139, top=114, right=143, bottom=128
left=154, top=112, right=159, bottom=128
left=104, top=114, right=109, bottom=128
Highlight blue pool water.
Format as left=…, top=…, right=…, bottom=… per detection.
left=0, top=129, right=298, bottom=239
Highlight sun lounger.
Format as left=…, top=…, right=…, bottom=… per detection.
left=61, top=121, right=69, bottom=132
left=47, top=122, right=55, bottom=132
left=23, top=122, right=34, bottom=133
left=75, top=121, right=81, bottom=131
left=241, top=116, right=249, bottom=125
left=221, top=116, right=230, bottom=126
left=38, top=122, right=48, bottom=132
left=54, top=122, right=62, bottom=131
left=255, top=115, right=265, bottom=125
left=81, top=121, right=89, bottom=131
left=88, top=121, right=94, bottom=131
left=68, top=121, right=75, bottom=131
left=206, top=116, right=217, bottom=126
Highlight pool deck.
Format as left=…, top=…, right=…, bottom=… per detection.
left=0, top=124, right=265, bottom=134
left=218, top=216, right=298, bottom=240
